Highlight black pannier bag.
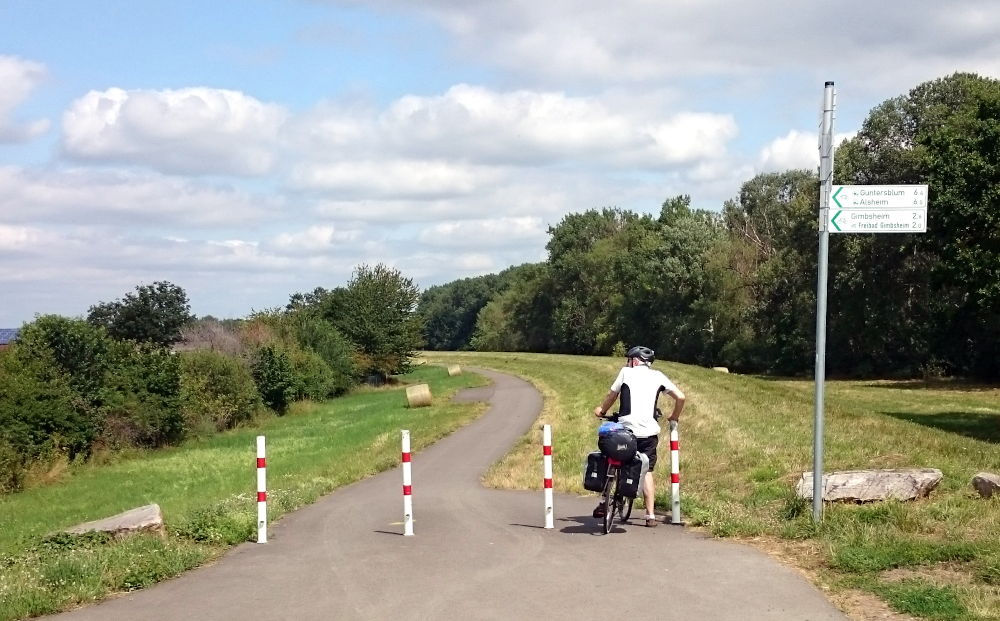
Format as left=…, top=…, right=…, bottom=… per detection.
left=598, top=429, right=637, bottom=462
left=582, top=451, right=608, bottom=492
left=616, top=452, right=649, bottom=498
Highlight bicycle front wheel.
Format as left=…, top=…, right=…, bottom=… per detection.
left=602, top=469, right=616, bottom=534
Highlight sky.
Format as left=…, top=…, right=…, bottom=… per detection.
left=1, top=1, right=998, bottom=326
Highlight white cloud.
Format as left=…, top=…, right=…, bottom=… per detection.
left=362, top=85, right=734, bottom=167
left=757, top=130, right=858, bottom=173
left=289, top=84, right=740, bottom=211
left=347, top=0, right=1000, bottom=93
left=0, top=55, right=50, bottom=142
left=382, top=250, right=516, bottom=283
left=378, top=85, right=636, bottom=163
left=417, top=216, right=546, bottom=248
left=291, top=158, right=499, bottom=199
left=0, top=166, right=277, bottom=227
left=0, top=224, right=58, bottom=253
left=311, top=170, right=595, bottom=224
left=758, top=130, right=816, bottom=173
left=645, top=113, right=738, bottom=164
left=268, top=225, right=362, bottom=254
left=61, top=87, right=287, bottom=176
left=453, top=252, right=495, bottom=271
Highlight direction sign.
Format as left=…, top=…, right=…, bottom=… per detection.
left=829, top=208, right=926, bottom=233
left=832, top=185, right=928, bottom=209
left=828, top=185, right=928, bottom=234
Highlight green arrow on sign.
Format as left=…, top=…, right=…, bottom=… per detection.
left=832, top=186, right=843, bottom=208
left=831, top=210, right=842, bottom=232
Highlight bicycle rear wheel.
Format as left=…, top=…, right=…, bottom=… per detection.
left=619, top=495, right=633, bottom=523
left=602, top=468, right=616, bottom=534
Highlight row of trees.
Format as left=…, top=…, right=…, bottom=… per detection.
left=418, top=73, right=1000, bottom=380
left=0, top=265, right=425, bottom=493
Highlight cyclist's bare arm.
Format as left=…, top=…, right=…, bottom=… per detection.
left=664, top=387, right=685, bottom=421
left=594, top=390, right=619, bottom=417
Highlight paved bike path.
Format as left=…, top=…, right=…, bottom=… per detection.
left=51, top=368, right=847, bottom=620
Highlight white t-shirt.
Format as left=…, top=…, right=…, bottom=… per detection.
left=610, top=365, right=679, bottom=438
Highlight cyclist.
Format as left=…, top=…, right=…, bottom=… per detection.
left=593, top=345, right=685, bottom=527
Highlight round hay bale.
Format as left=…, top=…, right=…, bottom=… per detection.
left=711, top=366, right=730, bottom=373
left=447, top=365, right=462, bottom=376
left=406, top=384, right=432, bottom=408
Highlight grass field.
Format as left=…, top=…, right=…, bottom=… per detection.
left=424, top=352, right=1000, bottom=621
left=0, top=365, right=487, bottom=620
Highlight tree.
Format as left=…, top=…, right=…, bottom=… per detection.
left=712, top=171, right=819, bottom=374
left=329, top=264, right=423, bottom=379
left=834, top=72, right=1000, bottom=378
left=286, top=287, right=330, bottom=312
left=541, top=202, right=724, bottom=360
left=418, top=274, right=501, bottom=351
left=88, top=281, right=195, bottom=347
left=470, top=263, right=554, bottom=352
left=647, top=197, right=725, bottom=364
left=545, top=209, right=647, bottom=353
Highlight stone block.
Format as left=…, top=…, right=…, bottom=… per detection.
left=972, top=472, right=1000, bottom=498
left=795, top=468, right=942, bottom=502
left=66, top=504, right=165, bottom=537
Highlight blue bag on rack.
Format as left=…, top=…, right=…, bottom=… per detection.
left=597, top=421, right=625, bottom=436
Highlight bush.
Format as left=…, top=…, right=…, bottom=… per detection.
left=288, top=348, right=337, bottom=401
left=179, top=350, right=262, bottom=434
left=283, top=313, right=356, bottom=395
left=0, top=350, right=93, bottom=486
left=249, top=345, right=294, bottom=412
left=13, top=315, right=114, bottom=405
left=0, top=436, right=26, bottom=494
left=96, top=342, right=183, bottom=448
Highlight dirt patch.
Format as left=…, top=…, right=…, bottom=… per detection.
left=881, top=563, right=974, bottom=586
left=832, top=589, right=919, bottom=621
left=738, top=536, right=827, bottom=575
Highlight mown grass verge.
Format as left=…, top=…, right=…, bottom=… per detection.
left=0, top=365, right=487, bottom=620
left=425, top=352, right=1000, bottom=621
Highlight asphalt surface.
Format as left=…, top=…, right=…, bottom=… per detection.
left=50, top=368, right=848, bottom=620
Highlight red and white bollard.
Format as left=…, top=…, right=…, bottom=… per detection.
left=669, top=420, right=682, bottom=525
left=542, top=424, right=554, bottom=529
left=256, top=435, right=267, bottom=543
left=401, top=430, right=414, bottom=536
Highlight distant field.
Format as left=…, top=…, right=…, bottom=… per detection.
left=424, top=351, right=1000, bottom=621
left=0, top=366, right=487, bottom=620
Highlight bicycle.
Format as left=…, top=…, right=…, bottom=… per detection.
left=599, top=455, right=633, bottom=534
left=596, top=413, right=635, bottom=534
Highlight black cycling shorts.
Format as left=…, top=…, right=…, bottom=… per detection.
left=636, top=435, right=659, bottom=471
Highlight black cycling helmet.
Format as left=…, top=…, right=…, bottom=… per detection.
left=625, top=345, right=655, bottom=364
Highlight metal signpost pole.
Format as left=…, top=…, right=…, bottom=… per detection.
left=813, top=81, right=835, bottom=522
